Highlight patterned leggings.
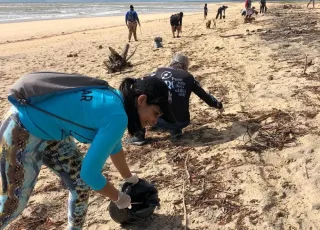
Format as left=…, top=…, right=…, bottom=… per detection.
left=0, top=110, right=90, bottom=230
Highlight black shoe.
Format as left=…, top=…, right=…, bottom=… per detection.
left=125, top=136, right=146, bottom=146
left=170, top=129, right=182, bottom=139
left=149, top=126, right=158, bottom=131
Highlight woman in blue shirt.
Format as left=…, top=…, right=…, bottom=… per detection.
left=0, top=73, right=174, bottom=230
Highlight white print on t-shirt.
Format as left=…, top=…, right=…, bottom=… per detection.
left=161, top=71, right=187, bottom=97
left=161, top=71, right=173, bottom=79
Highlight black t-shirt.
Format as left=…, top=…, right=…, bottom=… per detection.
left=218, top=6, right=227, bottom=13
left=170, top=13, right=182, bottom=26
left=151, top=67, right=220, bottom=122
left=204, top=6, right=208, bottom=14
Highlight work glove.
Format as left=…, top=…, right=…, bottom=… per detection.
left=113, top=191, right=131, bottom=209
left=124, top=174, right=139, bottom=184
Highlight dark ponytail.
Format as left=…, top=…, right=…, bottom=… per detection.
left=119, top=78, right=142, bottom=135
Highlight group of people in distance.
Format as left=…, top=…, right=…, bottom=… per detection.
left=241, top=0, right=267, bottom=21
left=203, top=1, right=269, bottom=24
left=204, top=3, right=229, bottom=20
left=125, top=0, right=269, bottom=42
left=125, top=4, right=183, bottom=41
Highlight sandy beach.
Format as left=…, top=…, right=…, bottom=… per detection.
left=1, top=2, right=320, bottom=229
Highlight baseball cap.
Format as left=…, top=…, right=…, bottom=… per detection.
left=135, top=76, right=176, bottom=123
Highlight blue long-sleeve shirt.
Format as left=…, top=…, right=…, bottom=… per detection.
left=125, top=10, right=140, bottom=24
left=16, top=88, right=127, bottom=191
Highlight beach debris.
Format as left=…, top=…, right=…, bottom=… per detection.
left=303, top=54, right=308, bottom=74
left=268, top=75, right=274, bottom=80
left=206, top=19, right=216, bottom=29
left=206, top=20, right=211, bottom=29
left=244, top=17, right=256, bottom=23
left=303, top=54, right=313, bottom=74
left=103, top=44, right=137, bottom=73
left=98, top=45, right=103, bottom=49
left=283, top=4, right=293, bottom=9
left=215, top=46, right=224, bottom=51
left=67, top=53, right=78, bottom=58
left=236, top=109, right=311, bottom=153
left=154, top=37, right=163, bottom=48
left=182, top=154, right=189, bottom=230
left=219, top=34, right=244, bottom=38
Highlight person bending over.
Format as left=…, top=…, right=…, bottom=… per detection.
left=170, top=12, right=183, bottom=38
left=216, top=5, right=228, bottom=19
left=0, top=72, right=174, bottom=229
left=127, top=53, right=224, bottom=145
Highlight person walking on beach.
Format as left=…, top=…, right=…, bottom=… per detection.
left=125, top=5, right=141, bottom=42
left=0, top=72, right=175, bottom=229
left=260, top=0, right=267, bottom=13
left=126, top=53, right=224, bottom=145
left=244, top=0, right=253, bottom=20
left=245, top=0, right=252, bottom=9
left=204, top=3, right=208, bottom=20
left=216, top=5, right=228, bottom=20
left=307, top=0, right=315, bottom=8
left=170, top=12, right=183, bottom=38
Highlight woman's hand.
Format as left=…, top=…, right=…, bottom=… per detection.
left=114, top=191, right=131, bottom=209
left=124, top=174, right=139, bottom=184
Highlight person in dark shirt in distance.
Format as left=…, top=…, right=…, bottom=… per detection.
left=204, top=3, right=208, bottom=19
left=170, top=12, right=183, bottom=38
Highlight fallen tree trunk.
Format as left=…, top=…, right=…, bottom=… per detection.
left=104, top=44, right=133, bottom=73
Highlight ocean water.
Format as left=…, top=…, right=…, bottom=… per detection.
left=0, top=2, right=221, bottom=23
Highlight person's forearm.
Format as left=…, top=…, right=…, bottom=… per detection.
left=97, top=181, right=119, bottom=201
left=110, top=149, right=132, bottom=179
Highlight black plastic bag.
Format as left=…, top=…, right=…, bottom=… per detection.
left=109, top=179, right=160, bottom=224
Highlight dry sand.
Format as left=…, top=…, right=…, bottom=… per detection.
left=1, top=2, right=320, bottom=230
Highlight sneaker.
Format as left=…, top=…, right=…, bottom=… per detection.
left=125, top=135, right=146, bottom=146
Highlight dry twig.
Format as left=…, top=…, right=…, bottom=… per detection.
left=182, top=181, right=188, bottom=230
left=303, top=54, right=308, bottom=74
left=184, top=153, right=190, bottom=184
left=237, top=109, right=309, bottom=153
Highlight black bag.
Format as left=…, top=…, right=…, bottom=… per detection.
left=109, top=179, right=160, bottom=224
left=8, top=72, right=112, bottom=130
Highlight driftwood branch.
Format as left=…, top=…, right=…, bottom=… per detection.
left=126, top=44, right=139, bottom=62
left=121, top=44, right=130, bottom=60
left=219, top=34, right=244, bottom=38
left=104, top=44, right=135, bottom=73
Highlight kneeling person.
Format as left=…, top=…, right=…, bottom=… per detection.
left=127, top=53, right=223, bottom=145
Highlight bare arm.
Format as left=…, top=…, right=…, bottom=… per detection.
left=110, top=149, right=132, bottom=179
left=96, top=181, right=119, bottom=201
left=96, top=149, right=132, bottom=201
